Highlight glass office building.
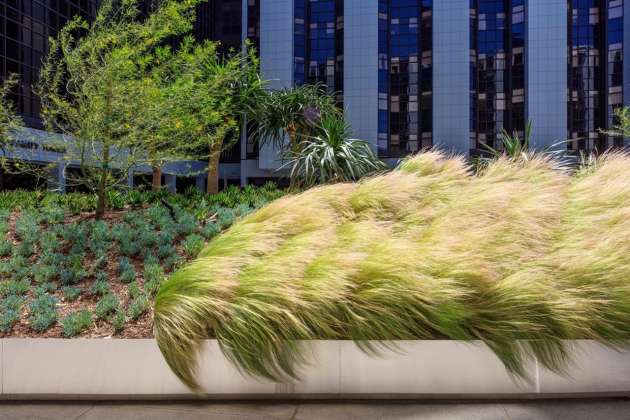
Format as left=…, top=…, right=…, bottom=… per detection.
left=0, top=0, right=98, bottom=128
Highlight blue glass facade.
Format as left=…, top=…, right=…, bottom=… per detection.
left=293, top=0, right=343, bottom=99
left=470, top=0, right=525, bottom=152
left=568, top=0, right=624, bottom=152
left=377, top=0, right=433, bottom=158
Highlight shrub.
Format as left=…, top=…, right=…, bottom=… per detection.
left=128, top=281, right=142, bottom=299
left=144, top=263, right=164, bottom=296
left=91, top=274, right=112, bottom=297
left=95, top=294, right=119, bottom=320
left=62, top=286, right=83, bottom=302
left=60, top=268, right=84, bottom=286
left=41, top=205, right=65, bottom=224
left=29, top=292, right=58, bottom=332
left=33, top=263, right=58, bottom=284
left=0, top=278, right=31, bottom=297
left=0, top=295, right=24, bottom=332
left=0, top=241, right=12, bottom=257
left=112, top=309, right=125, bottom=333
left=61, top=310, right=92, bottom=337
left=182, top=234, right=204, bottom=257
left=175, top=212, right=197, bottom=237
left=120, top=269, right=136, bottom=284
left=128, top=293, right=149, bottom=320
left=215, top=207, right=236, bottom=229
left=157, top=244, right=176, bottom=260
left=201, top=222, right=220, bottom=240
left=157, top=230, right=175, bottom=247
left=117, top=257, right=133, bottom=274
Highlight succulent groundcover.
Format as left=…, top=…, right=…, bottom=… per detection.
left=154, top=152, right=630, bottom=389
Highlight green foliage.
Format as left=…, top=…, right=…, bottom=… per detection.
left=29, top=292, right=58, bottom=332
left=0, top=241, right=12, bottom=257
left=112, top=309, right=125, bottom=333
left=62, top=286, right=83, bottom=302
left=36, top=0, right=206, bottom=217
left=128, top=293, right=149, bottom=320
left=91, top=273, right=112, bottom=297
left=154, top=151, right=630, bottom=390
left=602, top=106, right=630, bottom=139
left=175, top=212, right=198, bottom=237
left=182, top=234, right=204, bottom=257
left=287, top=114, right=388, bottom=187
left=0, top=278, right=31, bottom=297
left=95, top=294, right=120, bottom=320
left=61, top=310, right=92, bottom=337
left=0, top=295, right=24, bottom=332
left=33, top=263, right=58, bottom=284
left=201, top=222, right=221, bottom=240
left=144, top=263, right=165, bottom=296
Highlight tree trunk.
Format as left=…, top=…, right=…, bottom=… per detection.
left=206, top=142, right=222, bottom=195
left=151, top=164, right=162, bottom=192
left=95, top=147, right=110, bottom=220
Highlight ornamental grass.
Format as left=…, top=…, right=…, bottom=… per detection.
left=154, top=151, right=630, bottom=390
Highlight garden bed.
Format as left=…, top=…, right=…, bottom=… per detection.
left=0, top=185, right=284, bottom=339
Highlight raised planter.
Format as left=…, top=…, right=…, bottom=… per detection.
left=2, top=339, right=630, bottom=400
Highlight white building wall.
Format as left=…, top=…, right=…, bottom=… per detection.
left=259, top=0, right=294, bottom=170
left=526, top=0, right=568, bottom=150
left=432, top=0, right=471, bottom=156
left=344, top=0, right=379, bottom=150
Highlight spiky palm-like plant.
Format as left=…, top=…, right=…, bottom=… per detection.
left=286, top=114, right=388, bottom=187
left=154, top=151, right=630, bottom=390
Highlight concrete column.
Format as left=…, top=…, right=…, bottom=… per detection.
left=526, top=0, right=568, bottom=151
left=259, top=0, right=294, bottom=171
left=433, top=0, right=471, bottom=156
left=344, top=0, right=379, bottom=151
left=47, top=163, right=66, bottom=193
left=164, top=174, right=176, bottom=194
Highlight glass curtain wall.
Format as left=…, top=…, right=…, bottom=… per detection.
left=294, top=0, right=344, bottom=100
left=0, top=0, right=97, bottom=128
left=568, top=0, right=624, bottom=152
left=377, top=0, right=433, bottom=158
left=470, top=0, right=525, bottom=152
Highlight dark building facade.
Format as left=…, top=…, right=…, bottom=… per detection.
left=0, top=0, right=98, bottom=128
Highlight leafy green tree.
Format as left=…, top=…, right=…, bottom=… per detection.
left=36, top=0, right=203, bottom=217
left=0, top=75, right=22, bottom=154
left=251, top=83, right=341, bottom=154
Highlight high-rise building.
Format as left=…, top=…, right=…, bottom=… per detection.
left=2, top=1, right=629, bottom=191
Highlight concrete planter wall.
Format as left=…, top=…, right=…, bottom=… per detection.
left=2, top=339, right=630, bottom=400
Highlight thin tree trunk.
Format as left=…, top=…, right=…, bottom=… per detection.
left=96, top=146, right=110, bottom=220
left=206, top=141, right=222, bottom=195
left=151, top=164, right=162, bottom=192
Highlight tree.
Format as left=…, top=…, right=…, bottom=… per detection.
left=251, top=84, right=341, bottom=154
left=36, top=0, right=203, bottom=217
left=286, top=113, right=387, bottom=187
left=0, top=75, right=22, bottom=153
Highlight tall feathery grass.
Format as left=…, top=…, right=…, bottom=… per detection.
left=154, top=151, right=630, bottom=390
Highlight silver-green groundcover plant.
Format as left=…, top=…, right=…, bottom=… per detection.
left=154, top=151, right=630, bottom=390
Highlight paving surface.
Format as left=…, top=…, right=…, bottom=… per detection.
left=0, top=399, right=630, bottom=420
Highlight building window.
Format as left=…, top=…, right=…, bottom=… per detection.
left=378, top=0, right=433, bottom=158
left=470, top=0, right=525, bottom=152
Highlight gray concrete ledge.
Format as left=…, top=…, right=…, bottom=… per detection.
left=1, top=339, right=630, bottom=400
